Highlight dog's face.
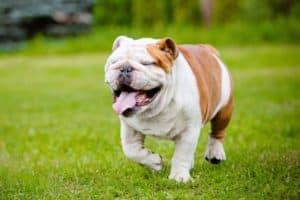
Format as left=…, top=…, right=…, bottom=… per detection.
left=105, top=36, right=178, bottom=117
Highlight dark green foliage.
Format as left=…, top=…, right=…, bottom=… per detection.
left=172, top=0, right=201, bottom=25
left=213, top=0, right=239, bottom=23
left=93, top=0, right=132, bottom=25
left=237, top=0, right=296, bottom=21
left=131, top=0, right=167, bottom=26
left=93, top=0, right=300, bottom=26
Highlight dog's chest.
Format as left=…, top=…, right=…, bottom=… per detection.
left=124, top=106, right=187, bottom=139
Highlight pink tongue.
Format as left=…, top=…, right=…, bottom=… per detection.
left=113, top=92, right=138, bottom=114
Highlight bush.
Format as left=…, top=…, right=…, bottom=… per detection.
left=93, top=0, right=300, bottom=27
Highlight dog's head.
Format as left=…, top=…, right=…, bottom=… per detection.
left=105, top=36, right=178, bottom=117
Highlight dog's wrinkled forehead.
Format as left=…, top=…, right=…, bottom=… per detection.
left=109, top=36, right=178, bottom=73
left=110, top=36, right=157, bottom=63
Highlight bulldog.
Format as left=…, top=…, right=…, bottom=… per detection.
left=104, top=36, right=233, bottom=182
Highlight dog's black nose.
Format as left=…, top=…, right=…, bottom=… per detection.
left=120, top=65, right=133, bottom=74
left=118, top=64, right=133, bottom=86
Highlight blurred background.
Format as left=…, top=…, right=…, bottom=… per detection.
left=0, top=0, right=299, bottom=53
left=0, top=1, right=300, bottom=199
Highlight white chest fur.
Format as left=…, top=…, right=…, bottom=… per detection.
left=123, top=99, right=186, bottom=139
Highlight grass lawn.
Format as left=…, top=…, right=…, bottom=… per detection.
left=0, top=45, right=299, bottom=199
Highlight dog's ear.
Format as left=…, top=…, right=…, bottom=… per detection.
left=112, top=36, right=132, bottom=51
left=157, top=38, right=178, bottom=59
left=146, top=38, right=178, bottom=73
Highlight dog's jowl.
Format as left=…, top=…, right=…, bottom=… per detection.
left=104, top=36, right=233, bottom=183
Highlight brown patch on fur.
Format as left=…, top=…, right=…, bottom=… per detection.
left=146, top=38, right=178, bottom=73
left=210, top=95, right=233, bottom=141
left=199, top=44, right=220, bottom=57
left=178, top=44, right=223, bottom=124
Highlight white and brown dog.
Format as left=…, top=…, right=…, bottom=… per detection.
left=104, top=36, right=233, bottom=182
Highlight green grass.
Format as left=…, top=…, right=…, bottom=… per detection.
left=0, top=45, right=299, bottom=199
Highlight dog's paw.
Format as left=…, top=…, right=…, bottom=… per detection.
left=144, top=153, right=163, bottom=171
left=204, top=137, right=226, bottom=164
left=169, top=167, right=191, bottom=183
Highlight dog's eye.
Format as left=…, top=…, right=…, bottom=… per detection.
left=141, top=61, right=156, bottom=66
left=111, top=60, right=118, bottom=64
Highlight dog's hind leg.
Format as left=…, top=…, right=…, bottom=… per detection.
left=205, top=97, right=233, bottom=164
left=120, top=120, right=163, bottom=171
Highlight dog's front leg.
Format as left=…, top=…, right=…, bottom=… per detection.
left=120, top=120, right=163, bottom=171
left=169, top=124, right=201, bottom=182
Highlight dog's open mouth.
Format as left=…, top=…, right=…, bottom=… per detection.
left=112, top=85, right=161, bottom=116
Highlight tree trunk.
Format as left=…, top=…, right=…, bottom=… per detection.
left=200, top=0, right=213, bottom=27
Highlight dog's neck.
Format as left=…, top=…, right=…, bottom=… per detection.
left=136, top=53, right=195, bottom=120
